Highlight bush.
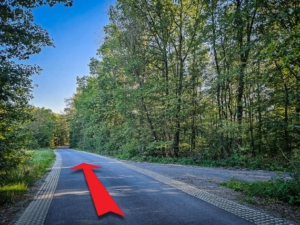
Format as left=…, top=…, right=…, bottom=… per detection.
left=0, top=149, right=55, bottom=205
left=221, top=177, right=300, bottom=206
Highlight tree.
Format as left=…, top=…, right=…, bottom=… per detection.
left=24, top=107, right=69, bottom=149
left=0, top=0, right=72, bottom=180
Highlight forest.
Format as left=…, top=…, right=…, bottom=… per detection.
left=66, top=0, right=300, bottom=171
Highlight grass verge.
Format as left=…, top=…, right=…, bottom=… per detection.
left=0, top=149, right=55, bottom=205
left=220, top=178, right=300, bottom=206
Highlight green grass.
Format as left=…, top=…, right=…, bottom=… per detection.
left=115, top=154, right=200, bottom=165
left=220, top=178, right=300, bottom=206
left=0, top=149, right=55, bottom=205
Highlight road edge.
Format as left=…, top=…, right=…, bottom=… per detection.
left=81, top=150, right=293, bottom=225
left=14, top=151, right=62, bottom=225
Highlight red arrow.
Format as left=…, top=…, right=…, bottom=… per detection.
left=71, top=163, right=124, bottom=217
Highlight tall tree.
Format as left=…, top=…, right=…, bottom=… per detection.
left=0, top=0, right=72, bottom=177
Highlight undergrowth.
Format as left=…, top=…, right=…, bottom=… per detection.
left=0, top=149, right=55, bottom=205
left=220, top=178, right=300, bottom=206
left=114, top=154, right=290, bottom=172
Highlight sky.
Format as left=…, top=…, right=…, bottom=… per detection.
left=27, top=0, right=115, bottom=114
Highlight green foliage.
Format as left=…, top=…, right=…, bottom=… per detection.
left=113, top=151, right=288, bottom=171
left=0, top=0, right=72, bottom=183
left=24, top=107, right=69, bottom=149
left=115, top=154, right=199, bottom=166
left=0, top=149, right=55, bottom=205
left=221, top=177, right=300, bottom=206
left=0, top=183, right=27, bottom=205
left=67, top=0, right=300, bottom=173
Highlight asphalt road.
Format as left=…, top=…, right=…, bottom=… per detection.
left=44, top=149, right=253, bottom=225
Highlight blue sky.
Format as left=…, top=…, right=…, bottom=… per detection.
left=27, top=0, right=114, bottom=113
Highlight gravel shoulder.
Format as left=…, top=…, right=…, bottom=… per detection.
left=120, top=160, right=300, bottom=225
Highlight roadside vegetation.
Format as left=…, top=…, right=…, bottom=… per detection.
left=0, top=149, right=55, bottom=206
left=0, top=0, right=72, bottom=198
left=221, top=176, right=300, bottom=206
left=0, top=105, right=69, bottom=198
left=115, top=154, right=292, bottom=172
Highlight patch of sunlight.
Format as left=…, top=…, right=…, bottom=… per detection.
left=54, top=190, right=89, bottom=197
left=0, top=183, right=27, bottom=192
